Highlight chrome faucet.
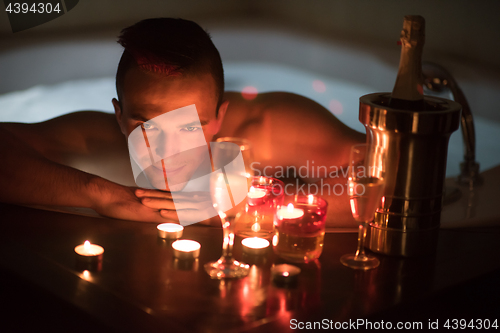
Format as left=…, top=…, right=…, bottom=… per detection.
left=422, top=61, right=482, bottom=186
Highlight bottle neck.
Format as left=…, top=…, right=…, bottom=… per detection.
left=391, top=45, right=424, bottom=102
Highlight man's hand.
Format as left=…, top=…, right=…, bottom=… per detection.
left=88, top=177, right=175, bottom=223
left=135, top=189, right=217, bottom=225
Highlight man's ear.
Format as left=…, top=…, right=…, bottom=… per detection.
left=214, top=100, right=229, bottom=134
left=112, top=98, right=127, bottom=136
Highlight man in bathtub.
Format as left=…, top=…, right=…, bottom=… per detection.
left=0, top=18, right=364, bottom=228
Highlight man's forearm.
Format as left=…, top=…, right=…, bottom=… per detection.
left=0, top=128, right=104, bottom=209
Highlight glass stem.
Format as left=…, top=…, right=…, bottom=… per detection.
left=221, top=217, right=235, bottom=260
left=354, top=222, right=368, bottom=259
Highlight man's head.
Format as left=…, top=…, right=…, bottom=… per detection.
left=112, top=18, right=228, bottom=191
left=115, top=18, right=225, bottom=108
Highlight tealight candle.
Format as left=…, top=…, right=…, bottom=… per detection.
left=241, top=237, right=270, bottom=255
left=172, top=239, right=201, bottom=260
left=247, top=186, right=267, bottom=206
left=271, top=264, right=301, bottom=286
left=307, top=194, right=315, bottom=205
left=157, top=223, right=184, bottom=239
left=277, top=203, right=304, bottom=219
left=247, top=187, right=266, bottom=199
left=75, top=240, right=104, bottom=256
left=74, top=240, right=104, bottom=271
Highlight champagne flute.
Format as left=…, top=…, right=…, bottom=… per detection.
left=340, top=143, right=385, bottom=270
left=204, top=137, right=253, bottom=279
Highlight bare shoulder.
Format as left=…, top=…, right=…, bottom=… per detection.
left=224, top=91, right=357, bottom=135
left=2, top=111, right=124, bottom=157
left=222, top=91, right=364, bottom=171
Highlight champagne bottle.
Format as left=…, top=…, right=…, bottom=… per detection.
left=389, top=15, right=426, bottom=111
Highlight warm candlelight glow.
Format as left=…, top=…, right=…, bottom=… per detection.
left=172, top=240, right=201, bottom=252
left=242, top=237, right=270, bottom=255
left=157, top=223, right=184, bottom=239
left=75, top=241, right=104, bottom=256
left=277, top=204, right=304, bottom=219
left=172, top=240, right=201, bottom=260
left=273, top=195, right=327, bottom=263
left=157, top=223, right=183, bottom=232
left=74, top=240, right=104, bottom=272
left=82, top=270, right=91, bottom=281
left=271, top=264, right=301, bottom=285
left=251, top=222, right=261, bottom=232
left=247, top=187, right=266, bottom=199
left=242, top=237, right=270, bottom=250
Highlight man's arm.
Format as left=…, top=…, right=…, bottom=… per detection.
left=0, top=112, right=170, bottom=223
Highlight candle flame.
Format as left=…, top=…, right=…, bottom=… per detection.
left=307, top=194, right=314, bottom=205
left=249, top=186, right=255, bottom=193
left=82, top=270, right=91, bottom=281
left=172, top=239, right=201, bottom=252
left=272, top=234, right=278, bottom=246
left=283, top=272, right=290, bottom=277
left=84, top=240, right=90, bottom=249
left=251, top=223, right=261, bottom=232
left=287, top=203, right=294, bottom=212
left=242, top=237, right=269, bottom=249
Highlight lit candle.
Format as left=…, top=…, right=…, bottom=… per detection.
left=247, top=187, right=266, bottom=199
left=74, top=240, right=104, bottom=271
left=242, top=237, right=270, bottom=255
left=75, top=240, right=104, bottom=256
left=81, top=270, right=91, bottom=281
left=307, top=194, right=315, bottom=205
left=247, top=186, right=267, bottom=206
left=271, top=264, right=301, bottom=286
left=157, top=223, right=184, bottom=239
left=172, top=239, right=201, bottom=260
left=277, top=203, right=304, bottom=219
left=251, top=222, right=261, bottom=232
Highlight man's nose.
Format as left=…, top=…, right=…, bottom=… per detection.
left=154, top=131, right=181, bottom=160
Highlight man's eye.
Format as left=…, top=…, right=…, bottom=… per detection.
left=142, top=123, right=156, bottom=130
left=182, top=126, right=200, bottom=132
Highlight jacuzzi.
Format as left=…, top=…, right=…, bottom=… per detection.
left=1, top=25, right=499, bottom=227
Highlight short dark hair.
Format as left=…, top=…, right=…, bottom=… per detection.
left=115, top=18, right=224, bottom=111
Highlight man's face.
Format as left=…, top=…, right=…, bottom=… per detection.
left=114, top=66, right=226, bottom=191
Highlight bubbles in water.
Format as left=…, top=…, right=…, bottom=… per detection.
left=312, top=80, right=326, bottom=93
left=329, top=99, right=343, bottom=115
left=241, top=86, right=258, bottom=100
